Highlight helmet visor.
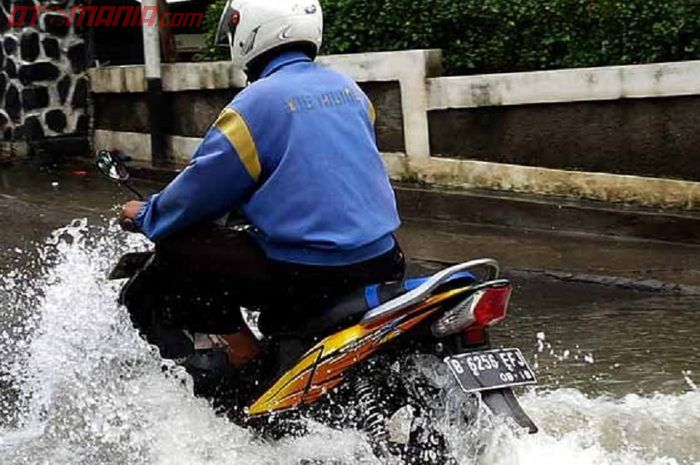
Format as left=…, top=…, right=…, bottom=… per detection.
left=215, top=0, right=238, bottom=47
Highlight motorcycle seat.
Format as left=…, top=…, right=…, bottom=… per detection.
left=305, top=271, right=476, bottom=336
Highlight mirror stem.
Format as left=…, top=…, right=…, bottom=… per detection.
left=123, top=183, right=145, bottom=201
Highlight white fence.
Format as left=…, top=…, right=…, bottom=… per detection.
left=89, top=51, right=700, bottom=210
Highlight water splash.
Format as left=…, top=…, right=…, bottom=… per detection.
left=406, top=354, right=699, bottom=465
left=1, top=220, right=698, bottom=464
left=490, top=388, right=700, bottom=465
left=0, top=220, right=374, bottom=465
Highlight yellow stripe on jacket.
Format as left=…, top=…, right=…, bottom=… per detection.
left=214, top=108, right=262, bottom=182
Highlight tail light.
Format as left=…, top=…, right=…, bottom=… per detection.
left=473, top=284, right=511, bottom=327
left=431, top=283, right=512, bottom=338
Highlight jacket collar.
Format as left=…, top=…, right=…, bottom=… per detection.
left=261, top=51, right=313, bottom=78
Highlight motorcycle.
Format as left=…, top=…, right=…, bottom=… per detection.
left=96, top=150, right=538, bottom=463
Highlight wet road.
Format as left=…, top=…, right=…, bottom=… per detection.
left=1, top=161, right=698, bottom=465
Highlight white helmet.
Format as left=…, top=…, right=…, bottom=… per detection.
left=215, top=0, right=323, bottom=71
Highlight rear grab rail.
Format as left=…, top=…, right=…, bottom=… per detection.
left=361, top=258, right=500, bottom=326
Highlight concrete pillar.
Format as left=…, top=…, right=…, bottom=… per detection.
left=399, top=50, right=443, bottom=160
left=317, top=49, right=443, bottom=161
left=142, top=0, right=167, bottom=166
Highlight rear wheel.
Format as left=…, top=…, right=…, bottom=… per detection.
left=350, top=355, right=470, bottom=464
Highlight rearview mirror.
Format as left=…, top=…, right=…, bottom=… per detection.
left=94, top=150, right=145, bottom=200
left=96, top=150, right=130, bottom=183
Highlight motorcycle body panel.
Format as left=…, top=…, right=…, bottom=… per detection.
left=249, top=287, right=470, bottom=415
left=109, top=252, right=153, bottom=280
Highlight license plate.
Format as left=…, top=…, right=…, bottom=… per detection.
left=445, top=348, right=537, bottom=393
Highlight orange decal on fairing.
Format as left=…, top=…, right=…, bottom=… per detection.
left=248, top=347, right=323, bottom=415
left=248, top=287, right=472, bottom=416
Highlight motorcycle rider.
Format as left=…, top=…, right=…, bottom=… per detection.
left=118, top=0, right=404, bottom=365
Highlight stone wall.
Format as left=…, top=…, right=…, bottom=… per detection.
left=1, top=0, right=89, bottom=156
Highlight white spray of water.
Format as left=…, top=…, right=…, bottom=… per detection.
left=0, top=220, right=698, bottom=465
left=0, top=220, right=375, bottom=465
left=487, top=388, right=700, bottom=465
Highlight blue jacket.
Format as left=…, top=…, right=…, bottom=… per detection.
left=135, top=51, right=401, bottom=266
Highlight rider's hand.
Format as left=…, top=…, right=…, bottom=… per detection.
left=119, top=201, right=145, bottom=232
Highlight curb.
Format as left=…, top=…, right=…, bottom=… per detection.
left=412, top=259, right=700, bottom=296
left=512, top=269, right=700, bottom=296
left=122, top=162, right=700, bottom=293
left=122, top=163, right=700, bottom=246
left=395, top=184, right=700, bottom=245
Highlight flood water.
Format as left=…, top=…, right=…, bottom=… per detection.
left=1, top=163, right=698, bottom=464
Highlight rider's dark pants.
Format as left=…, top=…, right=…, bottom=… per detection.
left=122, top=226, right=405, bottom=339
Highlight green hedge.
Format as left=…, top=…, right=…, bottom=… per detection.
left=193, top=0, right=229, bottom=63
left=195, top=0, right=700, bottom=75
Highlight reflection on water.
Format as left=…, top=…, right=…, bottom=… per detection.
left=0, top=220, right=697, bottom=465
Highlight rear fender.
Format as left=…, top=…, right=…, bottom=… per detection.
left=481, top=388, right=538, bottom=434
